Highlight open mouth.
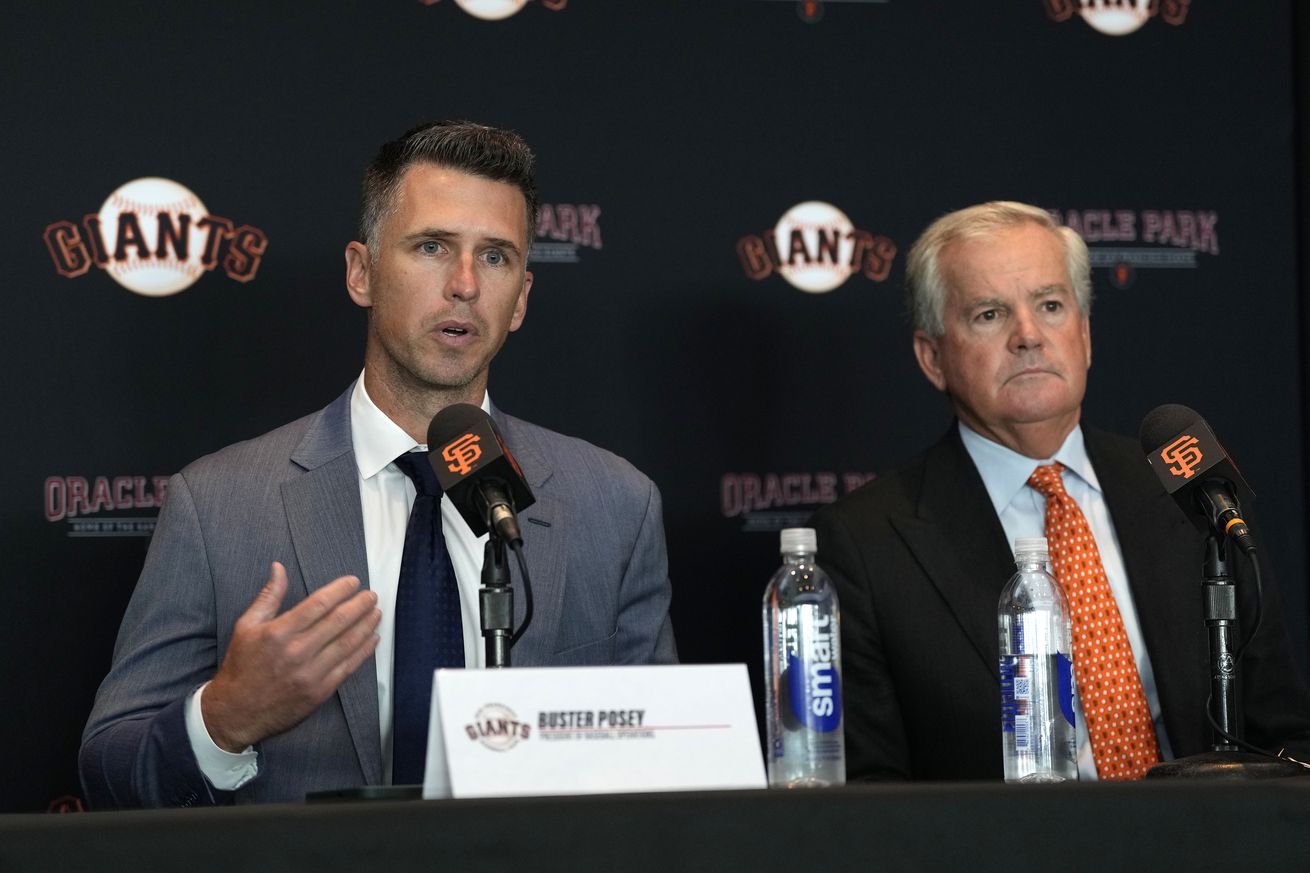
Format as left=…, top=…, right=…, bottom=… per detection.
left=441, top=326, right=468, bottom=337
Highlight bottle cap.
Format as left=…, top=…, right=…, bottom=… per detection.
left=780, top=527, right=817, bottom=555
left=1013, top=536, right=1049, bottom=561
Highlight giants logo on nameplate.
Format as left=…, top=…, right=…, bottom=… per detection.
left=738, top=202, right=896, bottom=294
left=45, top=474, right=171, bottom=538
left=1049, top=208, right=1219, bottom=289
left=465, top=703, right=532, bottom=750
left=44, top=177, right=268, bottom=297
left=721, top=472, right=876, bottom=533
left=531, top=203, right=602, bottom=264
left=416, top=0, right=565, bottom=20
left=1043, top=0, right=1191, bottom=36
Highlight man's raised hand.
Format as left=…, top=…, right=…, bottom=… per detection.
left=201, top=562, right=381, bottom=753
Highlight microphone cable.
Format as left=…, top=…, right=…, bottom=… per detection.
left=509, top=539, right=534, bottom=647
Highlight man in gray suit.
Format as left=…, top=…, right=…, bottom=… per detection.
left=80, top=121, right=677, bottom=808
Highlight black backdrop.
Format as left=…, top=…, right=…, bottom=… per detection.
left=4, top=0, right=1307, bottom=812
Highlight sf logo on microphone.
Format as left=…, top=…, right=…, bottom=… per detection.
left=442, top=433, right=483, bottom=476
left=1160, top=435, right=1204, bottom=479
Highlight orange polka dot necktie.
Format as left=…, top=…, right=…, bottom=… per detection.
left=1027, top=463, right=1161, bottom=780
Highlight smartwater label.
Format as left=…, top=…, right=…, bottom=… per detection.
left=1057, top=652, right=1075, bottom=728
left=784, top=607, right=842, bottom=734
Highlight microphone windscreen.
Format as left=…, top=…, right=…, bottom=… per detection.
left=427, top=403, right=488, bottom=451
left=1138, top=403, right=1203, bottom=454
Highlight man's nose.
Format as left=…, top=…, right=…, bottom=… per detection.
left=1008, top=308, right=1043, bottom=353
left=446, top=253, right=479, bottom=301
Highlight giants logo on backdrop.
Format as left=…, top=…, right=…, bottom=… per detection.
left=47, top=795, right=85, bottom=814
left=721, top=472, right=876, bottom=533
left=45, top=475, right=170, bottom=538
left=1049, top=208, right=1218, bottom=289
left=1043, top=0, right=1191, bottom=36
left=417, top=0, right=565, bottom=21
left=751, top=0, right=893, bottom=26
left=44, top=177, right=268, bottom=298
left=465, top=703, right=531, bottom=750
left=738, top=201, right=897, bottom=294
left=532, top=203, right=602, bottom=264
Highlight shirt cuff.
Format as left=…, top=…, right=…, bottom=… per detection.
left=186, top=682, right=259, bottom=791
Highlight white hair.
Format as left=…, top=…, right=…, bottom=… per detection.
left=905, top=201, right=1092, bottom=336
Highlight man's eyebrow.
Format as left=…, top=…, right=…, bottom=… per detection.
left=484, top=237, right=523, bottom=257
left=1030, top=283, right=1068, bottom=299
left=961, top=296, right=1007, bottom=311
left=401, top=228, right=456, bottom=242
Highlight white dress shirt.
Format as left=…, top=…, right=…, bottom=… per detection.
left=958, top=421, right=1174, bottom=779
left=185, top=375, right=491, bottom=789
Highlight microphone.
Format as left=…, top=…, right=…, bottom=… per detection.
left=1138, top=404, right=1255, bottom=555
left=426, top=404, right=536, bottom=546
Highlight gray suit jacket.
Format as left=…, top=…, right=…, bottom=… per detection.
left=79, top=386, right=677, bottom=807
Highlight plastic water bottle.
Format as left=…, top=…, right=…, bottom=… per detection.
left=998, top=537, right=1077, bottom=783
left=763, top=527, right=845, bottom=787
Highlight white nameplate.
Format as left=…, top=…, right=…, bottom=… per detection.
left=422, top=663, right=765, bottom=799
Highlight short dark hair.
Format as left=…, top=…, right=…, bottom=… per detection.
left=358, top=119, right=539, bottom=252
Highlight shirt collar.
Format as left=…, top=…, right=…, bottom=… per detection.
left=349, top=372, right=492, bottom=480
left=957, top=420, right=1101, bottom=516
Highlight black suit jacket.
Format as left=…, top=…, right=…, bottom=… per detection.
left=809, top=424, right=1310, bottom=780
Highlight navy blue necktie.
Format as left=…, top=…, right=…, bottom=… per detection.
left=391, top=450, right=464, bottom=784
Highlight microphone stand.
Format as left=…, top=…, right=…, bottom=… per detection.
left=1203, top=536, right=1242, bottom=748
left=1147, top=535, right=1305, bottom=779
left=480, top=532, right=514, bottom=668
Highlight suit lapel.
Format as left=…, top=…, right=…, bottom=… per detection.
left=491, top=409, right=567, bottom=666
left=283, top=386, right=383, bottom=784
left=892, top=427, right=1019, bottom=679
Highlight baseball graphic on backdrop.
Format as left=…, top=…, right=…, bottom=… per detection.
left=1079, top=0, right=1151, bottom=35
left=453, top=0, right=529, bottom=20
left=97, top=177, right=210, bottom=297
left=775, top=201, right=857, bottom=294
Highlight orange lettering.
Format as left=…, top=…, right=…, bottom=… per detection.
left=442, top=433, right=482, bottom=475
left=1161, top=435, right=1203, bottom=479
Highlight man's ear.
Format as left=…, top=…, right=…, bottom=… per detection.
left=508, top=271, right=533, bottom=332
left=344, top=241, right=372, bottom=308
left=913, top=330, right=948, bottom=392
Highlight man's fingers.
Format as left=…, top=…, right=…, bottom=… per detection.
left=277, top=574, right=363, bottom=633
left=323, top=630, right=383, bottom=693
left=238, top=561, right=290, bottom=627
left=297, top=591, right=380, bottom=665
left=291, top=603, right=381, bottom=700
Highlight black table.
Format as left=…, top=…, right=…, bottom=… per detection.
left=4, top=781, right=1309, bottom=872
